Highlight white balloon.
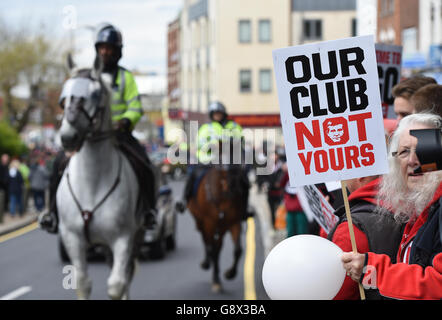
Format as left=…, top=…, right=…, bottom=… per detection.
left=262, top=234, right=346, bottom=300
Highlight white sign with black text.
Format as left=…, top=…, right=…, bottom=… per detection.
left=296, top=185, right=339, bottom=235
left=375, top=43, right=402, bottom=119
left=273, top=36, right=389, bottom=187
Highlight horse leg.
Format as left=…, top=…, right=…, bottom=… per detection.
left=128, top=228, right=144, bottom=280
left=210, top=236, right=223, bottom=293
left=121, top=228, right=143, bottom=299
left=225, top=222, right=242, bottom=280
left=107, top=235, right=133, bottom=300
left=61, top=231, right=91, bottom=300
left=199, top=229, right=212, bottom=270
left=194, top=217, right=211, bottom=270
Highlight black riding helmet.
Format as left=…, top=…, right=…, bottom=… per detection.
left=208, top=101, right=227, bottom=122
left=94, top=24, right=123, bottom=67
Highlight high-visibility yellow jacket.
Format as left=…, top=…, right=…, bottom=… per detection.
left=197, top=120, right=243, bottom=164
left=111, top=67, right=143, bottom=129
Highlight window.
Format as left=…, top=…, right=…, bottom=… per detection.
left=240, top=70, right=252, bottom=92
left=239, top=20, right=251, bottom=43
left=402, top=27, right=417, bottom=55
left=196, top=50, right=200, bottom=69
left=381, top=0, right=394, bottom=16
left=259, top=69, right=272, bottom=92
left=259, top=19, right=271, bottom=42
left=303, top=19, right=322, bottom=40
left=352, top=18, right=357, bottom=37
left=206, top=46, right=210, bottom=66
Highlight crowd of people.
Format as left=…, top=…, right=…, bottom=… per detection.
left=0, top=147, right=55, bottom=220
left=256, top=146, right=316, bottom=234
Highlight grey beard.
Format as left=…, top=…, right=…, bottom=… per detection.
left=394, top=173, right=441, bottom=223
left=377, top=171, right=442, bottom=223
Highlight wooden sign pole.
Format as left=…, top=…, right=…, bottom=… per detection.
left=341, top=180, right=366, bottom=300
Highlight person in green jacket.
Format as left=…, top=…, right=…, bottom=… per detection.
left=39, top=24, right=156, bottom=233
left=18, top=159, right=30, bottom=216
left=175, top=102, right=252, bottom=219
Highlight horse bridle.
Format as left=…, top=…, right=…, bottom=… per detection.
left=61, top=73, right=115, bottom=145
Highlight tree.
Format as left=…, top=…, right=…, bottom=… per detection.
left=0, top=18, right=68, bottom=133
left=0, top=121, right=27, bottom=156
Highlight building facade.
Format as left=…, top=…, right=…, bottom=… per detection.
left=419, top=0, right=442, bottom=60
left=377, top=0, right=420, bottom=53
left=376, top=0, right=442, bottom=78
left=166, top=0, right=357, bottom=144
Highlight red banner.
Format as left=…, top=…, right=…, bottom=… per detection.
left=228, top=114, right=281, bottom=127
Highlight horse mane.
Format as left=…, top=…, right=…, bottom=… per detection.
left=71, top=68, right=92, bottom=79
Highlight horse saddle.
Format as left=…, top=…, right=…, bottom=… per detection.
left=159, top=185, right=172, bottom=196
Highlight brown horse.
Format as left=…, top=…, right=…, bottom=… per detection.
left=187, top=141, right=249, bottom=293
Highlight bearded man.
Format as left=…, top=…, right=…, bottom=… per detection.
left=342, top=113, right=442, bottom=300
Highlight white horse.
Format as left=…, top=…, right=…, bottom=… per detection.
left=57, top=67, right=143, bottom=300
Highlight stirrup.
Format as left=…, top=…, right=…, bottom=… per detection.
left=38, top=211, right=58, bottom=234
left=241, top=207, right=255, bottom=221
left=143, top=209, right=157, bottom=229
left=246, top=207, right=255, bottom=218
left=175, top=201, right=186, bottom=214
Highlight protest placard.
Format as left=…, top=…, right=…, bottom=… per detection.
left=375, top=43, right=402, bottom=119
left=296, top=185, right=339, bottom=235
left=273, top=36, right=389, bottom=187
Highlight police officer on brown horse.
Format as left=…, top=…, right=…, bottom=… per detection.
left=175, top=101, right=253, bottom=220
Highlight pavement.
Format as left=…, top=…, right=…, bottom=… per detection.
left=0, top=210, right=38, bottom=236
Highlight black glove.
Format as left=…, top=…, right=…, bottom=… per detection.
left=117, top=118, right=131, bottom=133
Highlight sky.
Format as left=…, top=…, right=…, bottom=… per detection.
left=0, top=0, right=183, bottom=74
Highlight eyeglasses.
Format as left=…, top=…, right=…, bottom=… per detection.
left=392, top=147, right=417, bottom=159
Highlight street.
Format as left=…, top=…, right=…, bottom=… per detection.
left=0, top=180, right=270, bottom=300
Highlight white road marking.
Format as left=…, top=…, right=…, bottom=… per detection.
left=0, top=286, right=32, bottom=300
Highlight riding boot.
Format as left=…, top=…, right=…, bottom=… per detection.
left=140, top=166, right=158, bottom=229
left=115, top=131, right=158, bottom=229
left=39, top=151, right=69, bottom=234
left=129, top=152, right=157, bottom=229
left=39, top=199, right=59, bottom=234
left=175, top=170, right=196, bottom=213
left=240, top=171, right=254, bottom=221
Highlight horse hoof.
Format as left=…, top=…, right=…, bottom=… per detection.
left=76, top=290, right=89, bottom=300
left=200, top=260, right=210, bottom=270
left=211, top=283, right=223, bottom=293
left=224, top=269, right=236, bottom=280
left=108, top=282, right=126, bottom=300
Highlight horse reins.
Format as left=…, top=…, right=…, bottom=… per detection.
left=66, top=153, right=123, bottom=244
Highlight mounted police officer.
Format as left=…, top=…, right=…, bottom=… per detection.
left=39, top=23, right=157, bottom=233
left=175, top=101, right=253, bottom=220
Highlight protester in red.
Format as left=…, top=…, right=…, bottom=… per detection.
left=327, top=176, right=403, bottom=300
left=342, top=113, right=442, bottom=299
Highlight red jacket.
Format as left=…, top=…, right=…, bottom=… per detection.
left=331, top=178, right=381, bottom=300
left=280, top=172, right=302, bottom=212
left=362, top=182, right=442, bottom=300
